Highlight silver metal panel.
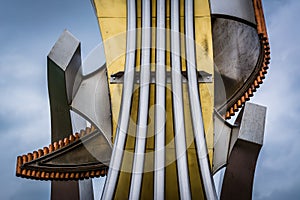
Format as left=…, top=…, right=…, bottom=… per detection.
left=48, top=30, right=82, bottom=103
left=213, top=18, right=260, bottom=111
left=171, top=0, right=191, bottom=199
left=229, top=121, right=240, bottom=156
left=101, top=0, right=137, bottom=199
left=221, top=103, right=266, bottom=199
left=185, top=1, right=217, bottom=199
left=238, top=102, right=266, bottom=145
left=48, top=30, right=80, bottom=71
left=79, top=179, right=94, bottom=200
left=213, top=112, right=232, bottom=174
left=129, top=0, right=151, bottom=198
left=71, top=64, right=112, bottom=145
left=154, top=0, right=166, bottom=199
left=213, top=102, right=266, bottom=174
left=210, top=0, right=256, bottom=25
left=229, top=102, right=266, bottom=156
left=48, top=31, right=83, bottom=200
left=83, top=42, right=106, bottom=76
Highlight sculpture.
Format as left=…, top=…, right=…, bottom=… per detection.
left=16, top=0, right=270, bottom=199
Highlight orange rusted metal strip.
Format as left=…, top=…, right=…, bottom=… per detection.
left=15, top=125, right=108, bottom=181
left=225, top=0, right=270, bottom=119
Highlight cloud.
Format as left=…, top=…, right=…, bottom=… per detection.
left=251, top=0, right=300, bottom=199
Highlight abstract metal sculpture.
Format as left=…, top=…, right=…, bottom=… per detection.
left=16, top=0, right=270, bottom=199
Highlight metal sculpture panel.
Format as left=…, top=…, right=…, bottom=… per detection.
left=16, top=0, right=270, bottom=199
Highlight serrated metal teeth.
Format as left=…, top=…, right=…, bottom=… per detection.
left=15, top=126, right=106, bottom=180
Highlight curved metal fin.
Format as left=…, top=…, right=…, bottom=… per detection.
left=16, top=127, right=111, bottom=181
left=47, top=29, right=112, bottom=146
left=213, top=111, right=233, bottom=174
left=47, top=30, right=82, bottom=141
left=221, top=103, right=266, bottom=200
left=71, top=64, right=112, bottom=146
left=210, top=0, right=256, bottom=25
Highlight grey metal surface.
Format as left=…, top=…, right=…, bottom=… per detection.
left=154, top=0, right=166, bottom=199
left=48, top=30, right=82, bottom=200
left=221, top=102, right=266, bottom=200
left=213, top=112, right=232, bottom=174
left=213, top=18, right=261, bottom=112
left=71, top=64, right=112, bottom=145
left=238, top=102, right=266, bottom=145
left=47, top=30, right=81, bottom=142
left=48, top=30, right=82, bottom=104
left=79, top=179, right=94, bottom=200
left=171, top=0, right=191, bottom=199
left=210, top=0, right=256, bottom=25
left=101, top=0, right=137, bottom=198
left=22, top=129, right=111, bottom=177
left=229, top=102, right=266, bottom=155
left=213, top=103, right=266, bottom=174
left=184, top=1, right=217, bottom=199
left=129, top=0, right=151, bottom=198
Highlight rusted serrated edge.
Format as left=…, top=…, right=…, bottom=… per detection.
left=16, top=125, right=108, bottom=181
left=225, top=0, right=270, bottom=119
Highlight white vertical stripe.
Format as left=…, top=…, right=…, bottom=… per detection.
left=101, top=0, right=137, bottom=199
left=185, top=0, right=217, bottom=199
left=129, top=0, right=152, bottom=199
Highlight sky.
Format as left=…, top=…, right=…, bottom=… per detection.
left=0, top=0, right=299, bottom=199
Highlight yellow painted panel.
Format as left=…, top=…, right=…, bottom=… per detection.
left=194, top=0, right=211, bottom=17
left=96, top=16, right=127, bottom=140
left=187, top=149, right=206, bottom=199
left=93, top=0, right=126, bottom=18
left=194, top=15, right=214, bottom=165
left=93, top=0, right=214, bottom=198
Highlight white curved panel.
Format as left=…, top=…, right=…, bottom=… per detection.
left=210, top=0, right=256, bottom=25
left=71, top=64, right=112, bottom=146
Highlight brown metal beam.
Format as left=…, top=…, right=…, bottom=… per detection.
left=221, top=139, right=262, bottom=200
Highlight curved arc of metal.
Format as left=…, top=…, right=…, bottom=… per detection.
left=16, top=126, right=109, bottom=181
left=220, top=0, right=271, bottom=119
left=217, top=31, right=264, bottom=115
left=154, top=0, right=166, bottom=199
left=170, top=0, right=191, bottom=199
left=209, top=0, right=256, bottom=25
left=129, top=0, right=152, bottom=198
left=184, top=0, right=217, bottom=199
left=71, top=64, right=113, bottom=148
left=101, top=0, right=137, bottom=199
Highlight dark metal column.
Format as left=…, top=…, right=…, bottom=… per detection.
left=221, top=139, right=262, bottom=200
left=221, top=102, right=266, bottom=200
left=48, top=30, right=94, bottom=200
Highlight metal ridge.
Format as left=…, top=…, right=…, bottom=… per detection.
left=171, top=0, right=192, bottom=198
left=224, top=0, right=270, bottom=119
left=101, top=0, right=137, bottom=198
left=15, top=126, right=108, bottom=181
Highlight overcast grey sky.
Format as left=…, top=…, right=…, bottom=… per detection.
left=0, top=0, right=299, bottom=199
